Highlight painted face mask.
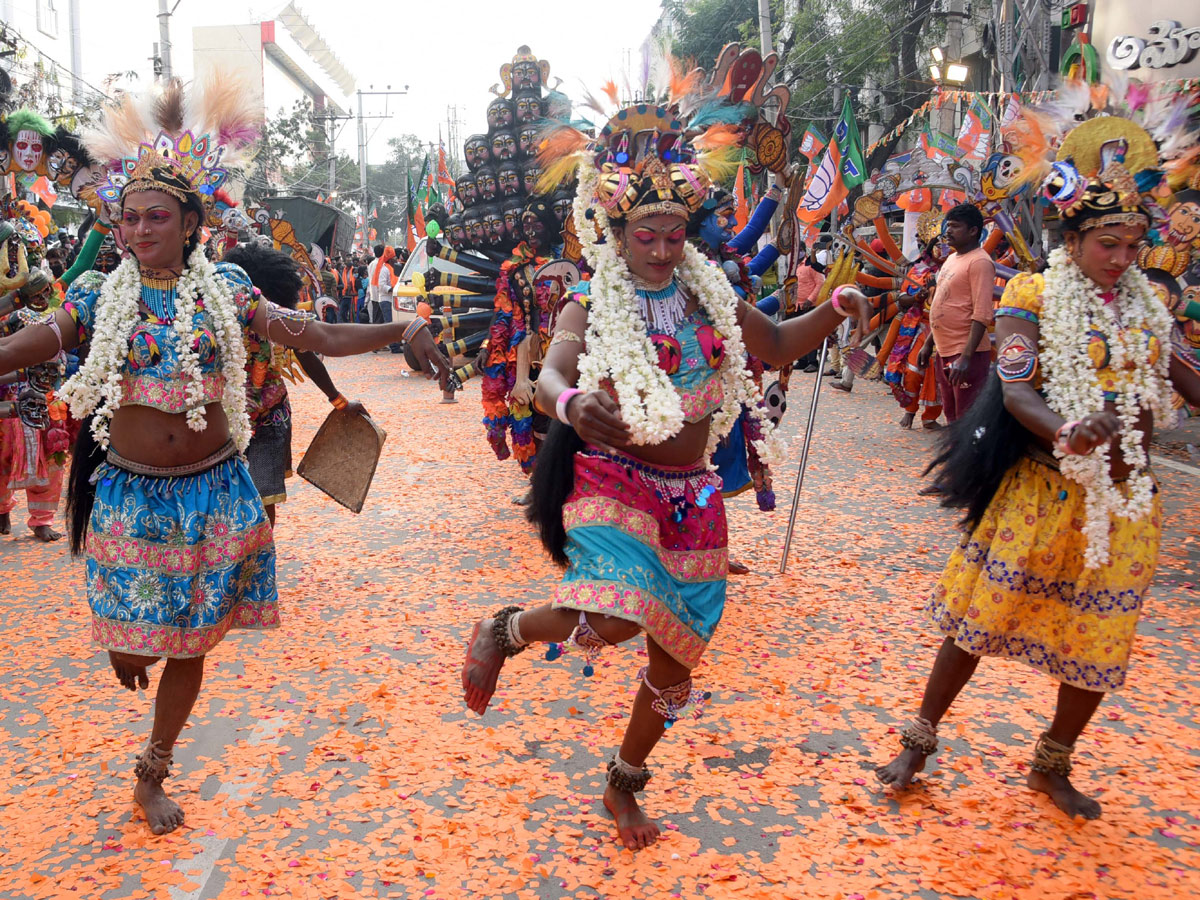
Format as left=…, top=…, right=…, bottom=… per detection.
left=552, top=190, right=573, bottom=223
left=518, top=125, right=540, bottom=159
left=447, top=214, right=466, bottom=249
left=14, top=129, right=45, bottom=172
left=497, top=164, right=521, bottom=198
left=456, top=174, right=479, bottom=207
left=464, top=134, right=491, bottom=172
left=512, top=58, right=542, bottom=91
left=514, top=90, right=543, bottom=125
left=486, top=99, right=515, bottom=132
left=502, top=200, right=524, bottom=239
left=521, top=198, right=558, bottom=253
left=475, top=166, right=498, bottom=202
left=491, top=131, right=517, bottom=163
left=464, top=212, right=484, bottom=246
left=481, top=207, right=504, bottom=245
left=522, top=162, right=542, bottom=195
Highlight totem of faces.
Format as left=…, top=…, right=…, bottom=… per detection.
left=463, top=211, right=485, bottom=246
left=513, top=90, right=544, bottom=125
left=497, top=162, right=522, bottom=199
left=455, top=174, right=478, bottom=208
left=486, top=98, right=515, bottom=133
left=491, top=130, right=517, bottom=164
left=522, top=161, right=542, bottom=196
left=474, top=166, right=498, bottom=203
left=447, top=214, right=466, bottom=250
left=518, top=125, right=540, bottom=160
left=480, top=205, right=504, bottom=246
left=552, top=189, right=574, bottom=224
left=464, top=134, right=491, bottom=172
left=13, top=130, right=45, bottom=173
left=512, top=58, right=542, bottom=92
left=502, top=199, right=525, bottom=241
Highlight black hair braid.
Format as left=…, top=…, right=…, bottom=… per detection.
left=66, top=418, right=105, bottom=556
left=526, top=421, right=584, bottom=566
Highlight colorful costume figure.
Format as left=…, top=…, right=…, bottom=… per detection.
left=0, top=271, right=74, bottom=537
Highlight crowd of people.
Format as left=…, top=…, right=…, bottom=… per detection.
left=0, top=45, right=1197, bottom=862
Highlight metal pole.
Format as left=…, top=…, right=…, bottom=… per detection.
left=779, top=337, right=830, bottom=574
left=358, top=90, right=368, bottom=235
left=328, top=111, right=337, bottom=195
left=758, top=0, right=773, bottom=56
left=156, top=0, right=172, bottom=80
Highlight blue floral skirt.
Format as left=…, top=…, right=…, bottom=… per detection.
left=86, top=450, right=278, bottom=658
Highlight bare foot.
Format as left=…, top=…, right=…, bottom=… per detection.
left=1027, top=769, right=1102, bottom=820
left=728, top=559, right=750, bottom=576
left=922, top=420, right=942, bottom=430
left=918, top=483, right=943, bottom=496
left=875, top=746, right=929, bottom=788
left=109, top=651, right=150, bottom=692
left=134, top=778, right=185, bottom=835
left=604, top=785, right=659, bottom=850
left=0, top=512, right=9, bottom=534
left=899, top=413, right=915, bottom=429
left=462, top=619, right=506, bottom=714
left=31, top=524, right=62, bottom=542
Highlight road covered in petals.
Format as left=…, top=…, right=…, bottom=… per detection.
left=1, top=352, right=1198, bottom=899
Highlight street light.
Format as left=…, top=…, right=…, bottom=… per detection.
left=930, top=64, right=942, bottom=81
left=931, top=46, right=944, bottom=63
left=929, top=47, right=969, bottom=85
left=945, top=63, right=970, bottom=84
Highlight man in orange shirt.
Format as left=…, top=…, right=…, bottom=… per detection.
left=918, top=204, right=995, bottom=422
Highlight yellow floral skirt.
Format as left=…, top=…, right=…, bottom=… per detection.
left=927, top=457, right=1161, bottom=692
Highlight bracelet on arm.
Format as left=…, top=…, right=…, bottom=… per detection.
left=402, top=318, right=428, bottom=343
left=555, top=388, right=584, bottom=425
left=1054, top=420, right=1081, bottom=455
left=829, top=285, right=854, bottom=318
left=331, top=393, right=348, bottom=410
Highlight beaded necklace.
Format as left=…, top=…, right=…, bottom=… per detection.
left=634, top=277, right=688, bottom=336
left=140, top=273, right=179, bottom=321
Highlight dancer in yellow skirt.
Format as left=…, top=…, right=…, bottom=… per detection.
left=876, top=115, right=1200, bottom=819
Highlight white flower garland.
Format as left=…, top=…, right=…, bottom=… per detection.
left=59, top=247, right=252, bottom=452
left=1039, top=246, right=1174, bottom=568
left=570, top=164, right=786, bottom=464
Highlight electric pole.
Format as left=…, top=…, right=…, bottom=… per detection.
left=156, top=0, right=173, bottom=81
left=940, top=0, right=964, bottom=135
left=758, top=0, right=773, bottom=56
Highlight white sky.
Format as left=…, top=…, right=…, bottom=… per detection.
left=73, top=0, right=666, bottom=160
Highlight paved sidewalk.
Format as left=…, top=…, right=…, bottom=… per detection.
left=0, top=358, right=1197, bottom=899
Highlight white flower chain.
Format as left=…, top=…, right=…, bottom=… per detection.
left=570, top=165, right=785, bottom=464
left=59, top=248, right=252, bottom=452
left=1040, top=247, right=1174, bottom=568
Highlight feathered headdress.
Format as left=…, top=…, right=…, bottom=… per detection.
left=83, top=75, right=262, bottom=208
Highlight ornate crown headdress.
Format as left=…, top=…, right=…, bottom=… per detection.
left=83, top=76, right=262, bottom=210
left=1042, top=117, right=1156, bottom=231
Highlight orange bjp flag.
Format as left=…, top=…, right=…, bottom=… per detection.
left=732, top=159, right=749, bottom=234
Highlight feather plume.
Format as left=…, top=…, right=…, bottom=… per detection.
left=695, top=144, right=743, bottom=185
left=601, top=80, right=619, bottom=107
left=692, top=124, right=742, bottom=150
left=639, top=42, right=651, bottom=99
left=536, top=125, right=589, bottom=192
left=688, top=100, right=755, bottom=131
left=1125, top=80, right=1152, bottom=113
left=579, top=86, right=610, bottom=118
left=153, top=79, right=186, bottom=134
left=668, top=56, right=701, bottom=104
left=187, top=72, right=263, bottom=164
left=81, top=92, right=152, bottom=166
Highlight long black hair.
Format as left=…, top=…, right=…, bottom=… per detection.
left=526, top=421, right=584, bottom=566
left=66, top=418, right=105, bottom=556
left=924, top=370, right=1034, bottom=532
left=222, top=243, right=302, bottom=309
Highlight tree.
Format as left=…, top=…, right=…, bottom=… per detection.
left=664, top=0, right=759, bottom=65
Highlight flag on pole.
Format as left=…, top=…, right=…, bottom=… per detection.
left=316, top=192, right=325, bottom=204
left=436, top=143, right=454, bottom=189
left=795, top=96, right=865, bottom=224
left=797, top=124, right=827, bottom=161
left=369, top=205, right=378, bottom=219
left=955, top=94, right=993, bottom=163
left=29, top=176, right=57, bottom=207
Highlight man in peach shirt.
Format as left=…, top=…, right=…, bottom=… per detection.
left=918, top=204, right=995, bottom=422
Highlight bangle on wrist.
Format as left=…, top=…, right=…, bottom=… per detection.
left=331, top=393, right=348, bottom=410
left=1054, top=419, right=1080, bottom=455
left=402, top=318, right=428, bottom=343
left=829, top=285, right=854, bottom=318
left=555, top=388, right=583, bottom=425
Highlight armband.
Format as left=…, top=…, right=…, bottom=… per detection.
left=402, top=318, right=428, bottom=343
left=549, top=330, right=583, bottom=347
left=829, top=285, right=854, bottom=318
left=996, top=332, right=1038, bottom=383
left=556, top=388, right=583, bottom=425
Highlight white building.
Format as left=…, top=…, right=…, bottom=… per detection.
left=0, top=0, right=87, bottom=109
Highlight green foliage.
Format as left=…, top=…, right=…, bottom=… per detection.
left=665, top=0, right=760, bottom=65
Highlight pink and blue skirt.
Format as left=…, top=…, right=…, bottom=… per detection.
left=86, top=443, right=278, bottom=658
left=552, top=450, right=728, bottom=668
